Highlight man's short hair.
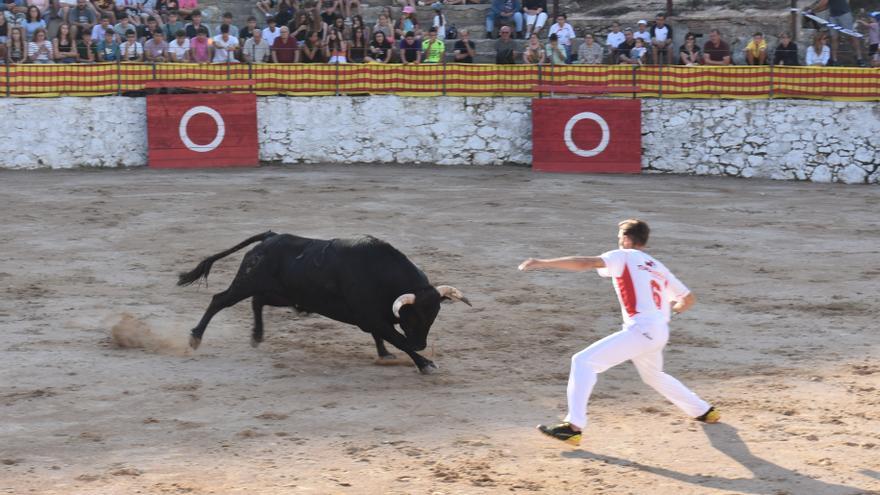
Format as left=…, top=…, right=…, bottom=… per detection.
left=191, top=9, right=201, bottom=16
left=709, top=28, right=721, bottom=35
left=428, top=26, right=437, bottom=33
left=222, top=11, right=232, bottom=18
left=405, top=30, right=415, bottom=37
left=247, top=15, right=257, bottom=21
left=175, top=29, right=186, bottom=37
left=197, top=26, right=208, bottom=35
left=619, top=219, right=650, bottom=247
left=656, top=13, right=665, bottom=19
left=556, top=13, right=566, bottom=19
left=220, top=23, right=229, bottom=33
left=549, top=33, right=557, bottom=41
left=753, top=31, right=763, bottom=37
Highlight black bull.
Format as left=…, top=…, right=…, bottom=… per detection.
left=178, top=231, right=470, bottom=374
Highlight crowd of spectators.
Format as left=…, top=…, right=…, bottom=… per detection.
left=0, top=0, right=877, bottom=67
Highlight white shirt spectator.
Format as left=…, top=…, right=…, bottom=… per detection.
left=169, top=37, right=190, bottom=60
left=549, top=22, right=575, bottom=46
left=433, top=15, right=446, bottom=40
left=119, top=40, right=143, bottom=60
left=806, top=44, right=830, bottom=66
left=91, top=24, right=113, bottom=41
left=27, top=40, right=53, bottom=62
left=651, top=25, right=669, bottom=44
left=606, top=31, right=625, bottom=48
left=262, top=26, right=281, bottom=46
left=212, top=34, right=239, bottom=62
left=634, top=29, right=651, bottom=44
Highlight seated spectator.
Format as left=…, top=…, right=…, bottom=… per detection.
left=144, top=28, right=169, bottom=61
left=805, top=31, right=830, bottom=66
left=97, top=28, right=120, bottom=60
left=366, top=30, right=391, bottom=62
left=348, top=15, right=370, bottom=44
left=548, top=14, right=574, bottom=62
left=113, top=0, right=141, bottom=25
left=453, top=28, right=475, bottom=63
left=8, top=26, right=28, bottom=63
left=176, top=0, right=195, bottom=18
left=113, top=16, right=137, bottom=39
left=76, top=30, right=98, bottom=61
left=218, top=11, right=239, bottom=38
left=275, top=0, right=295, bottom=28
left=614, top=28, right=635, bottom=63
left=53, top=23, right=78, bottom=63
left=168, top=28, right=189, bottom=61
left=329, top=16, right=346, bottom=41
left=522, top=0, right=546, bottom=39
left=298, top=30, right=325, bottom=62
left=634, top=19, right=650, bottom=46
left=256, top=0, right=274, bottom=19
left=291, top=12, right=310, bottom=43
left=137, top=16, right=161, bottom=43
left=341, top=0, right=359, bottom=22
left=619, top=36, right=646, bottom=65
left=577, top=33, right=603, bottom=64
left=325, top=27, right=346, bottom=62
left=1, top=0, right=28, bottom=17
left=373, top=12, right=394, bottom=43
left=650, top=13, right=673, bottom=65
left=398, top=29, right=420, bottom=63
left=119, top=30, right=143, bottom=60
left=679, top=32, right=701, bottom=65
left=320, top=0, right=341, bottom=27
left=239, top=16, right=258, bottom=42
left=605, top=21, right=624, bottom=63
left=348, top=26, right=367, bottom=62
left=395, top=6, right=420, bottom=41
left=262, top=15, right=280, bottom=45
left=421, top=26, right=443, bottom=63
left=702, top=28, right=731, bottom=65
left=272, top=25, right=297, bottom=62
left=22, top=6, right=46, bottom=41
left=67, top=0, right=96, bottom=40
left=744, top=31, right=766, bottom=65
left=188, top=25, right=211, bottom=62
left=243, top=27, right=270, bottom=62
left=162, top=10, right=185, bottom=39
left=495, top=25, right=516, bottom=63
left=486, top=0, right=522, bottom=39
left=546, top=32, right=566, bottom=64
left=772, top=32, right=798, bottom=65
left=212, top=23, right=238, bottom=62
left=431, top=3, right=447, bottom=40
left=522, top=32, right=544, bottom=63
left=92, top=14, right=114, bottom=41
left=27, top=27, right=52, bottom=62
left=184, top=9, right=210, bottom=38
left=27, top=0, right=51, bottom=19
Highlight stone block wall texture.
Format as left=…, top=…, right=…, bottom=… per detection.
left=0, top=96, right=876, bottom=184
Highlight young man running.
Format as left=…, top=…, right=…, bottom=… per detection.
left=519, top=219, right=719, bottom=446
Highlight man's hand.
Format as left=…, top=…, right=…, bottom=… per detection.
left=518, top=258, right=541, bottom=271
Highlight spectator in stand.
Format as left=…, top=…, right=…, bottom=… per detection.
left=255, top=0, right=273, bottom=19
left=97, top=28, right=120, bottom=60
left=58, top=0, right=78, bottom=27
left=119, top=30, right=143, bottom=60
left=546, top=32, right=566, bottom=64
left=243, top=26, right=270, bottom=62
left=27, top=27, right=52, bottom=62
left=855, top=13, right=878, bottom=59
left=176, top=0, right=195, bottom=18
left=1, top=0, right=28, bottom=18
left=184, top=9, right=210, bottom=38
left=373, top=13, right=393, bottom=43
left=91, top=0, right=116, bottom=23
left=634, top=19, right=651, bottom=46
left=431, top=3, right=447, bottom=40
left=162, top=10, right=184, bottom=38
left=523, top=32, right=544, bottom=63
left=67, top=0, right=97, bottom=40
left=8, top=26, right=28, bottom=63
left=114, top=16, right=137, bottom=39
left=0, top=14, right=7, bottom=44
left=495, top=25, right=516, bottom=63
left=398, top=29, right=419, bottom=63
left=113, top=0, right=140, bottom=26
left=805, top=31, right=830, bottom=66
left=23, top=6, right=46, bottom=41
left=522, top=0, right=546, bottom=39
left=395, top=6, right=419, bottom=41
left=365, top=29, right=391, bottom=62
left=453, top=28, right=475, bottom=63
left=218, top=11, right=238, bottom=37
left=486, top=0, right=522, bottom=39
left=239, top=16, right=258, bottom=42
left=144, top=27, right=168, bottom=60
left=138, top=15, right=160, bottom=43
left=650, top=13, right=673, bottom=64
left=324, top=27, right=346, bottom=62
left=168, top=28, right=188, bottom=60
left=271, top=24, right=296, bottom=62
left=329, top=16, right=345, bottom=41
left=772, top=32, right=798, bottom=65
left=679, top=32, right=701, bottom=65
left=341, top=0, right=359, bottom=22
left=743, top=31, right=766, bottom=64
left=630, top=37, right=647, bottom=64
left=188, top=25, right=210, bottom=61
left=421, top=26, right=443, bottom=62
left=53, top=23, right=78, bottom=62
left=577, top=33, right=603, bottom=64
left=298, top=30, right=324, bottom=62
left=28, top=0, right=51, bottom=19
left=605, top=21, right=624, bottom=63
left=76, top=29, right=98, bottom=61
left=806, top=0, right=864, bottom=66
left=262, top=15, right=280, bottom=45
left=348, top=15, right=369, bottom=44
left=348, top=26, right=366, bottom=61
left=548, top=14, right=574, bottom=62
left=92, top=14, right=114, bottom=41
left=614, top=28, right=635, bottom=63
left=212, top=23, right=238, bottom=62
left=702, top=28, right=731, bottom=65
left=291, top=12, right=310, bottom=43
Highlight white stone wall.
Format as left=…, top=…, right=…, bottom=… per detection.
left=0, top=95, right=876, bottom=184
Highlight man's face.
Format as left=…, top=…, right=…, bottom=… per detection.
left=500, top=28, right=510, bottom=38
left=753, top=34, right=762, bottom=43
left=253, top=30, right=261, bottom=40
left=429, top=31, right=436, bottom=39
left=585, top=34, right=593, bottom=45
left=556, top=16, right=564, bottom=25
left=126, top=33, right=135, bottom=43
left=638, top=23, right=646, bottom=31
left=624, top=31, right=632, bottom=41
left=656, top=16, right=664, bottom=26
left=168, top=13, right=177, bottom=22
left=405, top=34, right=414, bottom=43
left=192, top=14, right=201, bottom=23
left=611, top=23, right=619, bottom=32
left=77, top=0, right=85, bottom=7
left=105, top=32, right=114, bottom=42
left=176, top=34, right=185, bottom=42
left=780, top=34, right=789, bottom=45
left=148, top=20, right=157, bottom=29
left=101, top=18, right=109, bottom=26
left=224, top=17, right=232, bottom=25
left=280, top=27, right=289, bottom=38
left=709, top=31, right=719, bottom=43
left=617, top=230, right=633, bottom=249
left=247, top=19, right=256, bottom=29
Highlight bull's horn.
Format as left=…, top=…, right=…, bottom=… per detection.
left=436, top=285, right=472, bottom=306
left=392, top=293, right=416, bottom=318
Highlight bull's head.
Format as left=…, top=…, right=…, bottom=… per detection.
left=392, top=286, right=470, bottom=351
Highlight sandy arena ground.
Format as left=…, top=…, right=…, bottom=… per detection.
left=1, top=165, right=878, bottom=495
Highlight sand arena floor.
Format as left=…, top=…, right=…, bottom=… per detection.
left=1, top=165, right=878, bottom=495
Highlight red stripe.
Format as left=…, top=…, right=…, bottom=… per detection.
left=616, top=265, right=638, bottom=317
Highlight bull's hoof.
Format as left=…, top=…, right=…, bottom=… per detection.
left=418, top=363, right=438, bottom=375
left=189, top=335, right=202, bottom=350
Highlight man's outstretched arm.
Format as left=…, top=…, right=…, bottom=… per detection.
left=672, top=292, right=696, bottom=314
left=518, top=256, right=605, bottom=272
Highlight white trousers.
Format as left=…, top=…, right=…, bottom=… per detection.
left=563, top=319, right=710, bottom=429
left=524, top=12, right=548, bottom=32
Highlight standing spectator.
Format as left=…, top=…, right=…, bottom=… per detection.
left=144, top=27, right=168, bottom=60
left=614, top=28, right=635, bottom=63
left=27, top=27, right=52, bottom=62
left=212, top=23, right=238, bottom=62
left=162, top=10, right=184, bottom=38
left=678, top=32, right=701, bottom=65
left=365, top=29, right=391, bottom=62
left=856, top=13, right=878, bottom=59
left=8, top=26, right=28, bottom=62
left=546, top=32, right=566, bottom=64
left=53, top=23, right=78, bottom=62
left=348, top=26, right=366, bottom=62
left=92, top=14, right=114, bottom=41
left=650, top=13, right=673, bottom=65
left=22, top=6, right=46, bottom=41
left=324, top=27, right=346, bottom=62
left=521, top=0, right=546, bottom=39
left=76, top=30, right=98, bottom=61
left=298, top=30, right=324, bottom=62
left=395, top=5, right=419, bottom=41
left=522, top=32, right=544, bottom=63
left=577, top=33, right=603, bottom=64
left=548, top=14, right=574, bottom=62
left=633, top=19, right=651, bottom=46
left=431, top=2, right=447, bottom=40
left=261, top=15, right=280, bottom=45
left=67, top=0, right=96, bottom=40
left=485, top=0, right=522, bottom=39
left=188, top=25, right=210, bottom=61
left=184, top=9, right=209, bottom=38
left=373, top=12, right=393, bottom=43
left=271, top=24, right=296, bottom=62
left=702, top=28, right=731, bottom=65
left=494, top=25, right=516, bottom=63
left=772, top=32, right=798, bottom=65
left=421, top=26, right=443, bottom=63
left=239, top=15, right=258, bottom=42
left=806, top=0, right=864, bottom=66
left=606, top=21, right=625, bottom=63
left=167, top=28, right=188, bottom=60
left=119, top=30, right=143, bottom=60
left=805, top=31, right=830, bottom=66
left=743, top=31, right=766, bottom=64
left=218, top=11, right=238, bottom=38
left=97, top=28, right=120, bottom=60
left=398, top=29, right=419, bottom=63
left=243, top=27, right=269, bottom=62
left=453, top=28, right=475, bottom=63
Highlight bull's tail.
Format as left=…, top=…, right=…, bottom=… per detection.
left=177, top=231, right=277, bottom=287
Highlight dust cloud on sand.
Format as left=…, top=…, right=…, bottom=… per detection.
left=110, top=313, right=189, bottom=355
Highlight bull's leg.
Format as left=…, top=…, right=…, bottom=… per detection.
left=372, top=333, right=397, bottom=361
left=251, top=296, right=265, bottom=348
left=379, top=328, right=436, bottom=375
left=189, top=288, right=253, bottom=350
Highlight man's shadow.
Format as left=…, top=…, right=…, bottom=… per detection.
left=562, top=423, right=876, bottom=495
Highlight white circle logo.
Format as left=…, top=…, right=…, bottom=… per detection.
left=179, top=106, right=226, bottom=153
left=563, top=112, right=610, bottom=158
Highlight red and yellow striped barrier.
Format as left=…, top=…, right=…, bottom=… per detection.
left=2, top=63, right=878, bottom=100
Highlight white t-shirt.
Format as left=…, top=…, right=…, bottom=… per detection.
left=606, top=31, right=625, bottom=48
left=548, top=22, right=575, bottom=46
left=634, top=29, right=651, bottom=44
left=262, top=26, right=281, bottom=46
left=652, top=25, right=670, bottom=43
left=169, top=38, right=190, bottom=59
left=212, top=34, right=239, bottom=62
left=597, top=248, right=689, bottom=325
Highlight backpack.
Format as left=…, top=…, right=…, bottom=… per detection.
left=446, top=24, right=457, bottom=40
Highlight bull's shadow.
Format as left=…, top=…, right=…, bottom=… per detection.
left=562, top=423, right=874, bottom=495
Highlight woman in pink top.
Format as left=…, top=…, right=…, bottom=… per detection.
left=177, top=0, right=196, bottom=17
left=188, top=26, right=211, bottom=62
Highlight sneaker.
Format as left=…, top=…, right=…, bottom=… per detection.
left=695, top=406, right=721, bottom=423
left=537, top=422, right=582, bottom=446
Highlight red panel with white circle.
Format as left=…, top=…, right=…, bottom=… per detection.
left=532, top=99, right=641, bottom=174
left=147, top=94, right=258, bottom=169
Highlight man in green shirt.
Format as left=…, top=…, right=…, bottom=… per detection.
left=421, top=27, right=445, bottom=63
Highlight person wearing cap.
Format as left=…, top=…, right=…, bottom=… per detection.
left=421, top=26, right=444, bottom=62
left=168, top=28, right=190, bottom=61
left=547, top=13, right=574, bottom=62
left=395, top=5, right=419, bottom=41
left=184, top=9, right=210, bottom=38
left=431, top=2, right=447, bottom=40
left=486, top=0, right=522, bottom=39
left=633, top=19, right=651, bottom=46
left=522, top=0, right=547, bottom=39
left=650, top=13, right=673, bottom=65
left=262, top=15, right=280, bottom=45
left=97, top=28, right=120, bottom=61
